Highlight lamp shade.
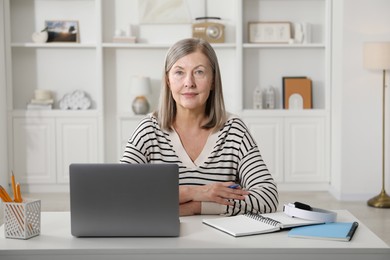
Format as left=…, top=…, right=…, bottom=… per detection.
left=131, top=76, right=151, bottom=96
left=363, top=42, right=390, bottom=70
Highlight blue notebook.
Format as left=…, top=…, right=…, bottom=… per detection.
left=288, top=222, right=359, bottom=241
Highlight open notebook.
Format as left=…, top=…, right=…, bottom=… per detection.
left=202, top=212, right=324, bottom=237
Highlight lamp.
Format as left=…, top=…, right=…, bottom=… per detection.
left=131, top=76, right=151, bottom=115
left=363, top=42, right=390, bottom=208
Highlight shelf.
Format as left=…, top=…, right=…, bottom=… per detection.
left=11, top=109, right=100, bottom=118
left=11, top=43, right=97, bottom=48
left=102, top=43, right=236, bottom=49
left=241, top=109, right=328, bottom=118
left=243, top=43, right=326, bottom=49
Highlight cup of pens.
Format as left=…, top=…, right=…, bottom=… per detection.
left=1, top=173, right=41, bottom=239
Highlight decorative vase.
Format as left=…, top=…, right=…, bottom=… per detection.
left=132, top=96, right=150, bottom=115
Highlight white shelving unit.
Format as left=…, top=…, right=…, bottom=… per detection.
left=4, top=0, right=103, bottom=192
left=239, top=0, right=331, bottom=189
left=4, top=0, right=332, bottom=192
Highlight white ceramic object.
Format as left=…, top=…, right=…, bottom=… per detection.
left=32, top=31, right=48, bottom=43
left=289, top=93, right=304, bottom=110
left=59, top=90, right=92, bottom=110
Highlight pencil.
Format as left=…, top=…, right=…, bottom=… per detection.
left=15, top=183, right=23, bottom=203
left=11, top=171, right=17, bottom=202
left=0, top=185, right=13, bottom=202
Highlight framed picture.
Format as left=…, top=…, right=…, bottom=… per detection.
left=139, top=0, right=191, bottom=24
left=282, top=77, right=312, bottom=109
left=45, top=20, right=79, bottom=43
left=249, top=22, right=291, bottom=43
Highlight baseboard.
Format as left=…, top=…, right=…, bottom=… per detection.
left=329, top=185, right=375, bottom=201
left=277, top=182, right=330, bottom=191
left=21, top=184, right=70, bottom=193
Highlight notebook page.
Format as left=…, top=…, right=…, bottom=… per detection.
left=261, top=212, right=323, bottom=228
left=203, top=215, right=280, bottom=237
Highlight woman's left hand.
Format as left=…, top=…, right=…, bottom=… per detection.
left=180, top=182, right=249, bottom=206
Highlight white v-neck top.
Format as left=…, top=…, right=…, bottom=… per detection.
left=121, top=114, right=278, bottom=215
left=168, top=128, right=219, bottom=168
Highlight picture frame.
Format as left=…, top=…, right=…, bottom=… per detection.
left=248, top=22, right=291, bottom=43
left=282, top=77, right=312, bottom=109
left=45, top=20, right=79, bottom=43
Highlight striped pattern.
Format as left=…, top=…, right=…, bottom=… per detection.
left=121, top=114, right=278, bottom=215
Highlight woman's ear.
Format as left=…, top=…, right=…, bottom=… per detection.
left=166, top=78, right=170, bottom=88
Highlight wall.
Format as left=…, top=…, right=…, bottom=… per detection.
left=1, top=0, right=390, bottom=198
left=0, top=0, right=8, bottom=188
left=331, top=0, right=390, bottom=200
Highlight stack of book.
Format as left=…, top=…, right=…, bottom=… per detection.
left=27, top=89, right=54, bottom=110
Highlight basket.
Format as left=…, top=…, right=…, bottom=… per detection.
left=3, top=199, right=41, bottom=239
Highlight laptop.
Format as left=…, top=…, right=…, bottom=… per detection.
left=69, top=163, right=180, bottom=237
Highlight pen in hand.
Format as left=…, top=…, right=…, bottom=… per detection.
left=228, top=184, right=240, bottom=189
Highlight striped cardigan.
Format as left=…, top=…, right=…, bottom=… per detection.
left=120, top=114, right=278, bottom=215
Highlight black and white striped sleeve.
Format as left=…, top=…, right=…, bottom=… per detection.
left=224, top=120, right=279, bottom=215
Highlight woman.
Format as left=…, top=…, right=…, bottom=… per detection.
left=121, top=38, right=278, bottom=216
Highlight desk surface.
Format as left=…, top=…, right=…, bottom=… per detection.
left=0, top=210, right=389, bottom=260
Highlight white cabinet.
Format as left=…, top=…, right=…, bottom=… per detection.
left=4, top=0, right=332, bottom=190
left=284, top=117, right=326, bottom=183
left=244, top=117, right=284, bottom=182
left=11, top=115, right=98, bottom=186
left=117, top=115, right=144, bottom=160
left=12, top=117, right=56, bottom=184
left=244, top=114, right=327, bottom=185
left=56, top=118, right=98, bottom=183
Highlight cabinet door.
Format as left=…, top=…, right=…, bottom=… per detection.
left=12, top=117, right=56, bottom=184
left=56, top=118, right=98, bottom=183
left=243, top=117, right=283, bottom=182
left=118, top=117, right=143, bottom=159
left=284, top=117, right=326, bottom=182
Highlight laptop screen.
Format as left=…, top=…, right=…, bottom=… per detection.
left=69, top=163, right=180, bottom=237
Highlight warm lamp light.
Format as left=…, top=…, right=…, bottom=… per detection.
left=363, top=42, right=390, bottom=208
left=131, top=76, right=151, bottom=115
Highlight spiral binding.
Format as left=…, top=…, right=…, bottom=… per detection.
left=245, top=213, right=282, bottom=227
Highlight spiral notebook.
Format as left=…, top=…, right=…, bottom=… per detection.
left=202, top=212, right=323, bottom=237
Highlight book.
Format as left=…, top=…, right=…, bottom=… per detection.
left=30, top=98, right=54, bottom=105
left=282, top=77, right=312, bottom=109
left=202, top=212, right=323, bottom=237
left=27, top=103, right=53, bottom=110
left=288, top=222, right=359, bottom=241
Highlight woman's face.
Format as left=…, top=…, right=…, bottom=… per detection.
left=167, top=50, right=213, bottom=113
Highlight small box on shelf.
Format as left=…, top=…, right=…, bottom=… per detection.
left=113, top=25, right=137, bottom=44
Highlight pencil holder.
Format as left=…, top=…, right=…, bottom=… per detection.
left=3, top=199, right=41, bottom=239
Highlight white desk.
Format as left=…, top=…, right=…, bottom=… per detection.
left=0, top=210, right=389, bottom=260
